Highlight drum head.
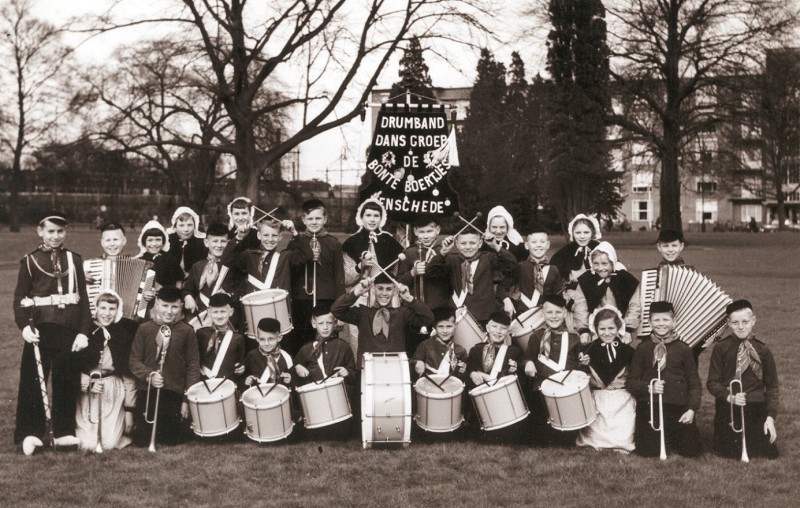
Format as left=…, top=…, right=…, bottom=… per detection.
left=186, top=379, right=235, bottom=401
left=509, top=307, right=544, bottom=337
left=540, top=370, right=590, bottom=397
left=241, top=384, right=290, bottom=409
left=415, top=375, right=464, bottom=397
left=296, top=375, right=344, bottom=394
left=241, top=289, right=288, bottom=305
left=468, top=374, right=515, bottom=396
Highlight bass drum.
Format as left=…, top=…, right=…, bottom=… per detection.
left=361, top=353, right=412, bottom=448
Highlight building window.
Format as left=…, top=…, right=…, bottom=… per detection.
left=696, top=181, right=717, bottom=193
left=633, top=200, right=650, bottom=221
left=632, top=169, right=653, bottom=193
left=741, top=205, right=763, bottom=223
left=785, top=162, right=799, bottom=185
left=787, top=190, right=800, bottom=202
left=695, top=199, right=718, bottom=222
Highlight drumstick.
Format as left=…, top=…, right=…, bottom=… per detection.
left=366, top=253, right=406, bottom=286
left=255, top=383, right=266, bottom=397
left=209, top=376, right=228, bottom=395
left=422, top=373, right=446, bottom=392
left=451, top=212, right=483, bottom=238
left=315, top=371, right=337, bottom=385
left=252, top=206, right=280, bottom=224
left=263, top=382, right=279, bottom=398
left=201, top=378, right=212, bottom=392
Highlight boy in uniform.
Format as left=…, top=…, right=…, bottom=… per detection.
left=14, top=211, right=91, bottom=453
left=226, top=196, right=261, bottom=252
left=504, top=227, right=564, bottom=315
left=294, top=304, right=356, bottom=387
left=626, top=301, right=702, bottom=458
left=286, top=199, right=345, bottom=354
left=129, top=286, right=201, bottom=446
left=242, top=318, right=296, bottom=389
left=707, top=299, right=779, bottom=459
left=196, top=293, right=246, bottom=381
left=426, top=229, right=516, bottom=325
left=412, top=307, right=467, bottom=379
left=236, top=219, right=292, bottom=296
left=183, top=223, right=239, bottom=322
left=523, top=294, right=584, bottom=446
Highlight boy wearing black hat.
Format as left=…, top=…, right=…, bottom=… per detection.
left=707, top=299, right=779, bottom=459
left=183, top=223, right=239, bottom=320
left=655, top=229, right=688, bottom=269
left=505, top=227, right=564, bottom=314
left=397, top=215, right=451, bottom=311
left=523, top=294, right=584, bottom=446
left=412, top=307, right=468, bottom=379
left=242, top=317, right=295, bottom=388
left=196, top=293, right=246, bottom=380
left=286, top=199, right=345, bottom=354
left=465, top=310, right=522, bottom=388
left=626, top=301, right=702, bottom=458
left=14, top=212, right=91, bottom=453
left=294, top=304, right=356, bottom=384
left=235, top=219, right=292, bottom=296
left=129, top=286, right=201, bottom=446
left=332, top=273, right=433, bottom=360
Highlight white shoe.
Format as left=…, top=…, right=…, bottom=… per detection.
left=53, top=435, right=81, bottom=448
left=22, top=436, right=43, bottom=456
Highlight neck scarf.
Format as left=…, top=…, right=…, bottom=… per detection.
left=736, top=337, right=763, bottom=380
left=199, top=255, right=220, bottom=290
left=482, top=343, right=500, bottom=373
left=652, top=333, right=678, bottom=372
left=372, top=307, right=391, bottom=339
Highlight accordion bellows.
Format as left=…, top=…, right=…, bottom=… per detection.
left=638, top=265, right=731, bottom=348
left=85, top=257, right=155, bottom=319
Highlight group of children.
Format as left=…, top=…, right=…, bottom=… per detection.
left=12, top=202, right=779, bottom=461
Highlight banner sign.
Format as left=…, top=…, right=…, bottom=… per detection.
left=359, top=103, right=460, bottom=223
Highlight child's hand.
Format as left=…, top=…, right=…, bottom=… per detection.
left=503, top=298, right=515, bottom=317
left=649, top=379, right=664, bottom=395
left=22, top=325, right=40, bottom=344
left=184, top=295, right=197, bottom=313
left=678, top=409, right=695, bottom=424
left=524, top=361, right=536, bottom=377
left=181, top=402, right=190, bottom=419
left=71, top=333, right=89, bottom=352
left=415, top=361, right=425, bottom=375
left=440, top=236, right=454, bottom=255
left=282, top=220, right=296, bottom=234
left=580, top=332, right=591, bottom=346
left=90, top=379, right=105, bottom=394
left=578, top=353, right=590, bottom=366
left=234, top=363, right=245, bottom=375
left=354, top=278, right=370, bottom=297
left=311, top=241, right=321, bottom=262
left=413, top=260, right=426, bottom=276
left=295, top=365, right=309, bottom=378
left=508, top=359, right=517, bottom=374
left=279, top=372, right=291, bottom=384
left=729, top=392, right=747, bottom=407
left=764, top=416, right=777, bottom=443
left=360, top=251, right=375, bottom=269
left=621, top=331, right=632, bottom=344
left=124, top=413, right=134, bottom=434
left=151, top=372, right=164, bottom=388
left=457, top=361, right=467, bottom=374
left=396, top=283, right=413, bottom=302
left=142, top=288, right=155, bottom=302
left=246, top=375, right=259, bottom=386
left=334, top=366, right=348, bottom=378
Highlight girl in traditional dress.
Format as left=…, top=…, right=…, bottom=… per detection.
left=75, top=290, right=137, bottom=451
left=484, top=205, right=528, bottom=261
left=576, top=306, right=636, bottom=453
left=550, top=214, right=602, bottom=293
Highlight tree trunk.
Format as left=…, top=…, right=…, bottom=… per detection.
left=234, top=126, right=260, bottom=201
left=774, top=161, right=786, bottom=230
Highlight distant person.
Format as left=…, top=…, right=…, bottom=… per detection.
left=749, top=217, right=759, bottom=233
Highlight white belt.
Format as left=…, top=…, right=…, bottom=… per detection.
left=32, top=294, right=80, bottom=306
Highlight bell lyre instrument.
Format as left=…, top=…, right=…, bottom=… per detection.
left=89, top=371, right=103, bottom=453
left=310, top=233, right=319, bottom=307
left=416, top=240, right=425, bottom=302
left=145, top=325, right=171, bottom=453
left=649, top=369, right=667, bottom=460
left=20, top=297, right=55, bottom=453
left=729, top=378, right=750, bottom=463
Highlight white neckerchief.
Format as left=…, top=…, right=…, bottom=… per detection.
left=538, top=331, right=570, bottom=372
left=488, top=344, right=508, bottom=380
left=248, top=251, right=280, bottom=290
left=201, top=330, right=233, bottom=379
left=436, top=340, right=455, bottom=375
left=259, top=349, right=294, bottom=383
left=199, top=265, right=229, bottom=307
left=452, top=259, right=479, bottom=307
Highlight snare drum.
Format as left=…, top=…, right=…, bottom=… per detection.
left=414, top=375, right=464, bottom=433
left=240, top=289, right=292, bottom=337
left=185, top=379, right=240, bottom=437
left=241, top=384, right=294, bottom=442
left=540, top=370, right=597, bottom=431
left=509, top=307, right=545, bottom=352
left=454, top=307, right=485, bottom=351
left=188, top=310, right=211, bottom=331
left=361, top=353, right=412, bottom=448
left=296, top=376, right=352, bottom=429
left=469, top=375, right=529, bottom=431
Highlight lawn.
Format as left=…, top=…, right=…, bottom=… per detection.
left=0, top=228, right=798, bottom=507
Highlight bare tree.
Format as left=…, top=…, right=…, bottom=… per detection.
left=87, top=0, right=488, bottom=199
left=607, top=0, right=798, bottom=231
left=0, top=0, right=73, bottom=231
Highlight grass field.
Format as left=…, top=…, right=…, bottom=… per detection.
left=0, top=229, right=798, bottom=507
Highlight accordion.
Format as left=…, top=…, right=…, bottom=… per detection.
left=85, top=257, right=155, bottom=320
left=638, top=265, right=731, bottom=348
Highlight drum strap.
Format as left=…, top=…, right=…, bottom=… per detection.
left=488, top=345, right=508, bottom=380
left=199, top=266, right=229, bottom=308
left=436, top=342, right=456, bottom=375
left=202, top=330, right=233, bottom=379
left=521, top=266, right=549, bottom=309
left=452, top=259, right=478, bottom=308
left=538, top=331, right=569, bottom=372
left=259, top=350, right=293, bottom=383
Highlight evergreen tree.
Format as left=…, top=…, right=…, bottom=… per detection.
left=544, top=0, right=620, bottom=230
left=389, top=37, right=435, bottom=103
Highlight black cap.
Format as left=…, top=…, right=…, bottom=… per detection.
left=208, top=293, right=232, bottom=308
left=541, top=294, right=567, bottom=308
left=487, top=311, right=511, bottom=327
left=432, top=306, right=456, bottom=324
left=100, top=222, right=125, bottom=234
left=39, top=210, right=68, bottom=226
left=257, top=317, right=281, bottom=333
left=524, top=224, right=549, bottom=236
left=412, top=214, right=439, bottom=228
left=657, top=229, right=684, bottom=244
left=156, top=286, right=183, bottom=303
left=206, top=223, right=229, bottom=237
left=726, top=299, right=753, bottom=316
left=302, top=198, right=325, bottom=214
left=649, top=301, right=674, bottom=314
left=373, top=273, right=393, bottom=285
left=311, top=302, right=333, bottom=317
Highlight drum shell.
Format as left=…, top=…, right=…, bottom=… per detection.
left=540, top=370, right=597, bottom=431
left=240, top=289, right=293, bottom=337
left=509, top=307, right=545, bottom=352
left=454, top=307, right=485, bottom=351
left=241, top=384, right=294, bottom=442
left=185, top=379, right=240, bottom=437
left=296, top=377, right=352, bottom=429
left=469, top=375, right=529, bottom=431
left=360, top=353, right=412, bottom=448
left=414, top=375, right=464, bottom=433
